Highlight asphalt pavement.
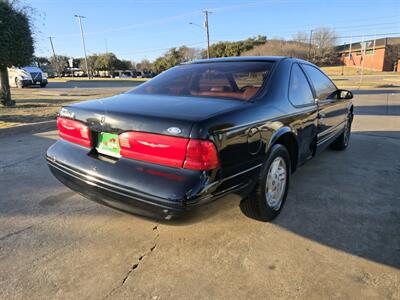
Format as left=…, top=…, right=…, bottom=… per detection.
left=0, top=90, right=399, bottom=299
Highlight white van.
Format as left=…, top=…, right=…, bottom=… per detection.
left=8, top=66, right=48, bottom=88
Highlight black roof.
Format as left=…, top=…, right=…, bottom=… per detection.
left=189, top=56, right=288, bottom=64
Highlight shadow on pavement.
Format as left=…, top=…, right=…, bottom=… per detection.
left=1, top=113, right=399, bottom=272
left=272, top=131, right=400, bottom=269
left=355, top=105, right=400, bottom=116
left=353, top=89, right=400, bottom=95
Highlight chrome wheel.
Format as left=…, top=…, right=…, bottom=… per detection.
left=265, top=156, right=287, bottom=210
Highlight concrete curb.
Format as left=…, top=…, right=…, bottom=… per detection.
left=0, top=120, right=56, bottom=138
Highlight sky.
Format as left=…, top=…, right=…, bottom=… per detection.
left=29, top=0, right=400, bottom=62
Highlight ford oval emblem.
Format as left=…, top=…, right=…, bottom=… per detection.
left=100, top=115, right=106, bottom=125
left=167, top=127, right=182, bottom=135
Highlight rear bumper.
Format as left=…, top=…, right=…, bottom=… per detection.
left=46, top=140, right=259, bottom=219
left=47, top=158, right=187, bottom=218
left=46, top=140, right=212, bottom=218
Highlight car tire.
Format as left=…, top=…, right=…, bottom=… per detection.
left=241, top=144, right=291, bottom=222
left=40, top=83, right=47, bottom=88
left=15, top=78, right=23, bottom=89
left=330, top=113, right=353, bottom=151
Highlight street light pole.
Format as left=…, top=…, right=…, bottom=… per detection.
left=203, top=10, right=211, bottom=59
left=74, top=15, right=90, bottom=79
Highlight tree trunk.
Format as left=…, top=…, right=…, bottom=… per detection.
left=0, top=66, right=14, bottom=106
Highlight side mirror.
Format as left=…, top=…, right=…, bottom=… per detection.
left=339, top=89, right=353, bottom=100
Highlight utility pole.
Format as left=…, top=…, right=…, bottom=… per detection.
left=308, top=29, right=313, bottom=61
left=371, top=34, right=376, bottom=71
left=74, top=15, right=90, bottom=79
left=341, top=41, right=345, bottom=76
left=48, top=36, right=61, bottom=77
left=360, top=35, right=366, bottom=85
left=348, top=36, right=352, bottom=60
left=203, top=10, right=211, bottom=59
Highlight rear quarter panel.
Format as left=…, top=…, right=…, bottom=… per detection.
left=190, top=59, right=319, bottom=185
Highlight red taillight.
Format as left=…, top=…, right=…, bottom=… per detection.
left=183, top=139, right=219, bottom=170
left=57, top=117, right=92, bottom=148
left=119, top=132, right=189, bottom=168
left=118, top=131, right=219, bottom=171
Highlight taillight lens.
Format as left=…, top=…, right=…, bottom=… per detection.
left=57, top=117, right=92, bottom=148
left=118, top=131, right=219, bottom=171
left=119, top=132, right=189, bottom=168
left=183, top=139, right=219, bottom=170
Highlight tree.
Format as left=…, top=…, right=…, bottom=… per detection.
left=49, top=55, right=69, bottom=75
left=178, top=46, right=202, bottom=62
left=292, top=31, right=309, bottom=44
left=116, top=59, right=133, bottom=70
left=152, top=48, right=184, bottom=73
left=136, top=59, right=152, bottom=72
left=81, top=54, right=98, bottom=75
left=33, top=56, right=50, bottom=70
left=94, top=53, right=119, bottom=71
left=0, top=1, right=34, bottom=106
left=310, top=27, right=338, bottom=65
left=241, top=39, right=309, bottom=60
left=206, top=35, right=267, bottom=58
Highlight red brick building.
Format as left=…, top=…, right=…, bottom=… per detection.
left=336, top=37, right=400, bottom=72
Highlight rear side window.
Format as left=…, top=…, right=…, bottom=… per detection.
left=131, top=61, right=274, bottom=101
left=289, top=64, right=314, bottom=106
left=302, top=65, right=337, bottom=100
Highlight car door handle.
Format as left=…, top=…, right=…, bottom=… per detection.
left=318, top=112, right=326, bottom=119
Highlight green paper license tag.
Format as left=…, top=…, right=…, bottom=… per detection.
left=96, top=132, right=121, bottom=158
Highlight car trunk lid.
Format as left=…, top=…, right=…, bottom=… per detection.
left=63, top=93, right=246, bottom=138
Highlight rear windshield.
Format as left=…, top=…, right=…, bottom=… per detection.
left=130, top=61, right=274, bottom=101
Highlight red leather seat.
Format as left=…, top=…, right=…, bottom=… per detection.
left=190, top=86, right=259, bottom=101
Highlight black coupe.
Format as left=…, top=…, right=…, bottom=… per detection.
left=47, top=57, right=353, bottom=221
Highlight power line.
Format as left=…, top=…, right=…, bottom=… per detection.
left=48, top=1, right=399, bottom=39
left=332, top=21, right=400, bottom=30
left=117, top=41, right=206, bottom=56
left=112, top=31, right=400, bottom=59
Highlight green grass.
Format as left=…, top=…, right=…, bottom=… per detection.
left=0, top=87, right=131, bottom=128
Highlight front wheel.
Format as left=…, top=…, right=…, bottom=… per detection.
left=241, top=144, right=291, bottom=222
left=15, top=78, right=23, bottom=88
left=330, top=114, right=353, bottom=150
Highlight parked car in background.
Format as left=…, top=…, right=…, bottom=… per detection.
left=8, top=66, right=48, bottom=88
left=47, top=57, right=353, bottom=222
left=136, top=71, right=154, bottom=78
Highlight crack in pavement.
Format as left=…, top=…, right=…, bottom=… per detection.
left=0, top=154, right=41, bottom=169
left=103, top=224, right=159, bottom=299
left=0, top=225, right=34, bottom=242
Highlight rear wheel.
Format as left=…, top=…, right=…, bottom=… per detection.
left=241, top=144, right=290, bottom=222
left=40, top=82, right=47, bottom=88
left=330, top=113, right=353, bottom=150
